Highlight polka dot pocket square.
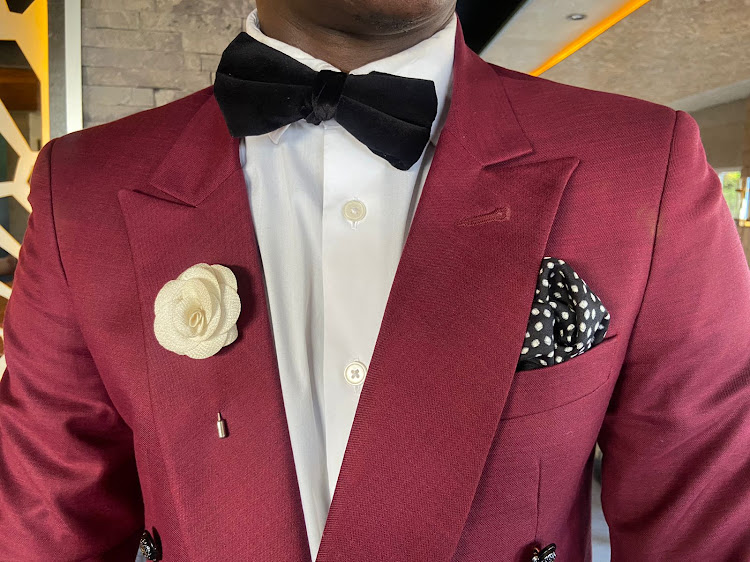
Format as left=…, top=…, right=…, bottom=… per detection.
left=517, top=257, right=610, bottom=371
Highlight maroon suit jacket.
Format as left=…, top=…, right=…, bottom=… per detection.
left=1, top=26, right=749, bottom=562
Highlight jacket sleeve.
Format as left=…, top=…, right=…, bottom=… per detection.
left=598, top=110, right=750, bottom=559
left=0, top=139, right=144, bottom=561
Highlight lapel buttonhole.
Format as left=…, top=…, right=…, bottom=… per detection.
left=456, top=205, right=511, bottom=227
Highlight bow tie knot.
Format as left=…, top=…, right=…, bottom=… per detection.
left=306, top=70, right=347, bottom=125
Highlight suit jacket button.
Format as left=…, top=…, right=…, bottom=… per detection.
left=531, top=543, right=556, bottom=562
left=139, top=528, right=162, bottom=561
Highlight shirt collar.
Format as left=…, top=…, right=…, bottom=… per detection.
left=244, top=9, right=456, bottom=147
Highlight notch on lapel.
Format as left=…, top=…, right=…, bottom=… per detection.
left=315, top=25, right=579, bottom=562
left=118, top=94, right=311, bottom=561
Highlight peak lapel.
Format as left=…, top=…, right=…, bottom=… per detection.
left=118, top=94, right=311, bottom=561
left=148, top=91, right=241, bottom=207
left=315, top=27, right=580, bottom=561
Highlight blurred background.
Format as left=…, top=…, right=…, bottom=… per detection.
left=1, top=1, right=748, bottom=559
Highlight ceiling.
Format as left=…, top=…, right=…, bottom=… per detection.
left=455, top=0, right=526, bottom=53
left=480, top=0, right=750, bottom=112
left=481, top=0, right=624, bottom=75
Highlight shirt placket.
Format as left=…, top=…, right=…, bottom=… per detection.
left=321, top=122, right=384, bottom=501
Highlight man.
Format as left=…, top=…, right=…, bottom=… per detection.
left=1, top=0, right=748, bottom=560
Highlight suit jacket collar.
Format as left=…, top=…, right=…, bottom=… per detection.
left=447, top=28, right=534, bottom=166
left=122, top=21, right=578, bottom=561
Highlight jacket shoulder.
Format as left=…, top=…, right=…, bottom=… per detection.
left=487, top=64, right=682, bottom=178
left=490, top=64, right=677, bottom=137
left=51, top=86, right=214, bottom=162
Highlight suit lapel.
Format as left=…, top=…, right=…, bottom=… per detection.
left=315, top=29, right=579, bottom=561
left=118, top=95, right=311, bottom=561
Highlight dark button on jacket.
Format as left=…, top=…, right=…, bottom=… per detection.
left=139, top=528, right=162, bottom=561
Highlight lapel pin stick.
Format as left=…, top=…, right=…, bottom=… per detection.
left=216, top=412, right=228, bottom=439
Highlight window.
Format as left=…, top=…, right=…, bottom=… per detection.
left=719, top=170, right=749, bottom=225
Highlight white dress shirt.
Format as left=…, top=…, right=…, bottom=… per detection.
left=239, top=9, right=457, bottom=560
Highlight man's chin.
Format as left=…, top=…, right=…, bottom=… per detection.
left=302, top=0, right=455, bottom=37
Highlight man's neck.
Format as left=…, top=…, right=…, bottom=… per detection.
left=255, top=7, right=455, bottom=72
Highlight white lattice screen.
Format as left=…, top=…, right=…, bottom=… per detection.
left=0, top=0, right=49, bottom=374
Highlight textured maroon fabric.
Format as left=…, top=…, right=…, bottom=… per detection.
left=1, top=24, right=749, bottom=562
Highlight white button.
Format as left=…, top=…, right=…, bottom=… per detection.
left=342, top=200, right=366, bottom=222
left=344, top=360, right=367, bottom=385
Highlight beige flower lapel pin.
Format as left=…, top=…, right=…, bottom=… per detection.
left=154, top=263, right=241, bottom=359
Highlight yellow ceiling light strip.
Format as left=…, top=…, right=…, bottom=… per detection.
left=531, top=0, right=651, bottom=76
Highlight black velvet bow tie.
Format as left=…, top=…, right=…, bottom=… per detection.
left=213, top=32, right=439, bottom=170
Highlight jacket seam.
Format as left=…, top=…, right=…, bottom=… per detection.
left=44, top=138, right=67, bottom=284
left=117, top=200, right=160, bottom=548
left=625, top=109, right=680, bottom=352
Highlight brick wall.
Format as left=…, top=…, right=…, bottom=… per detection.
left=81, top=0, right=255, bottom=128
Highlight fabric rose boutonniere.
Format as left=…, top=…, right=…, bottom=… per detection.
left=154, top=263, right=241, bottom=359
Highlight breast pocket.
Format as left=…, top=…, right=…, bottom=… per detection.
left=500, top=335, right=620, bottom=419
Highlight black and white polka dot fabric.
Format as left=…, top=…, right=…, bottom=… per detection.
left=516, top=257, right=610, bottom=371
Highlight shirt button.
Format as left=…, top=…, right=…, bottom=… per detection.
left=342, top=200, right=366, bottom=222
left=344, top=360, right=367, bottom=386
